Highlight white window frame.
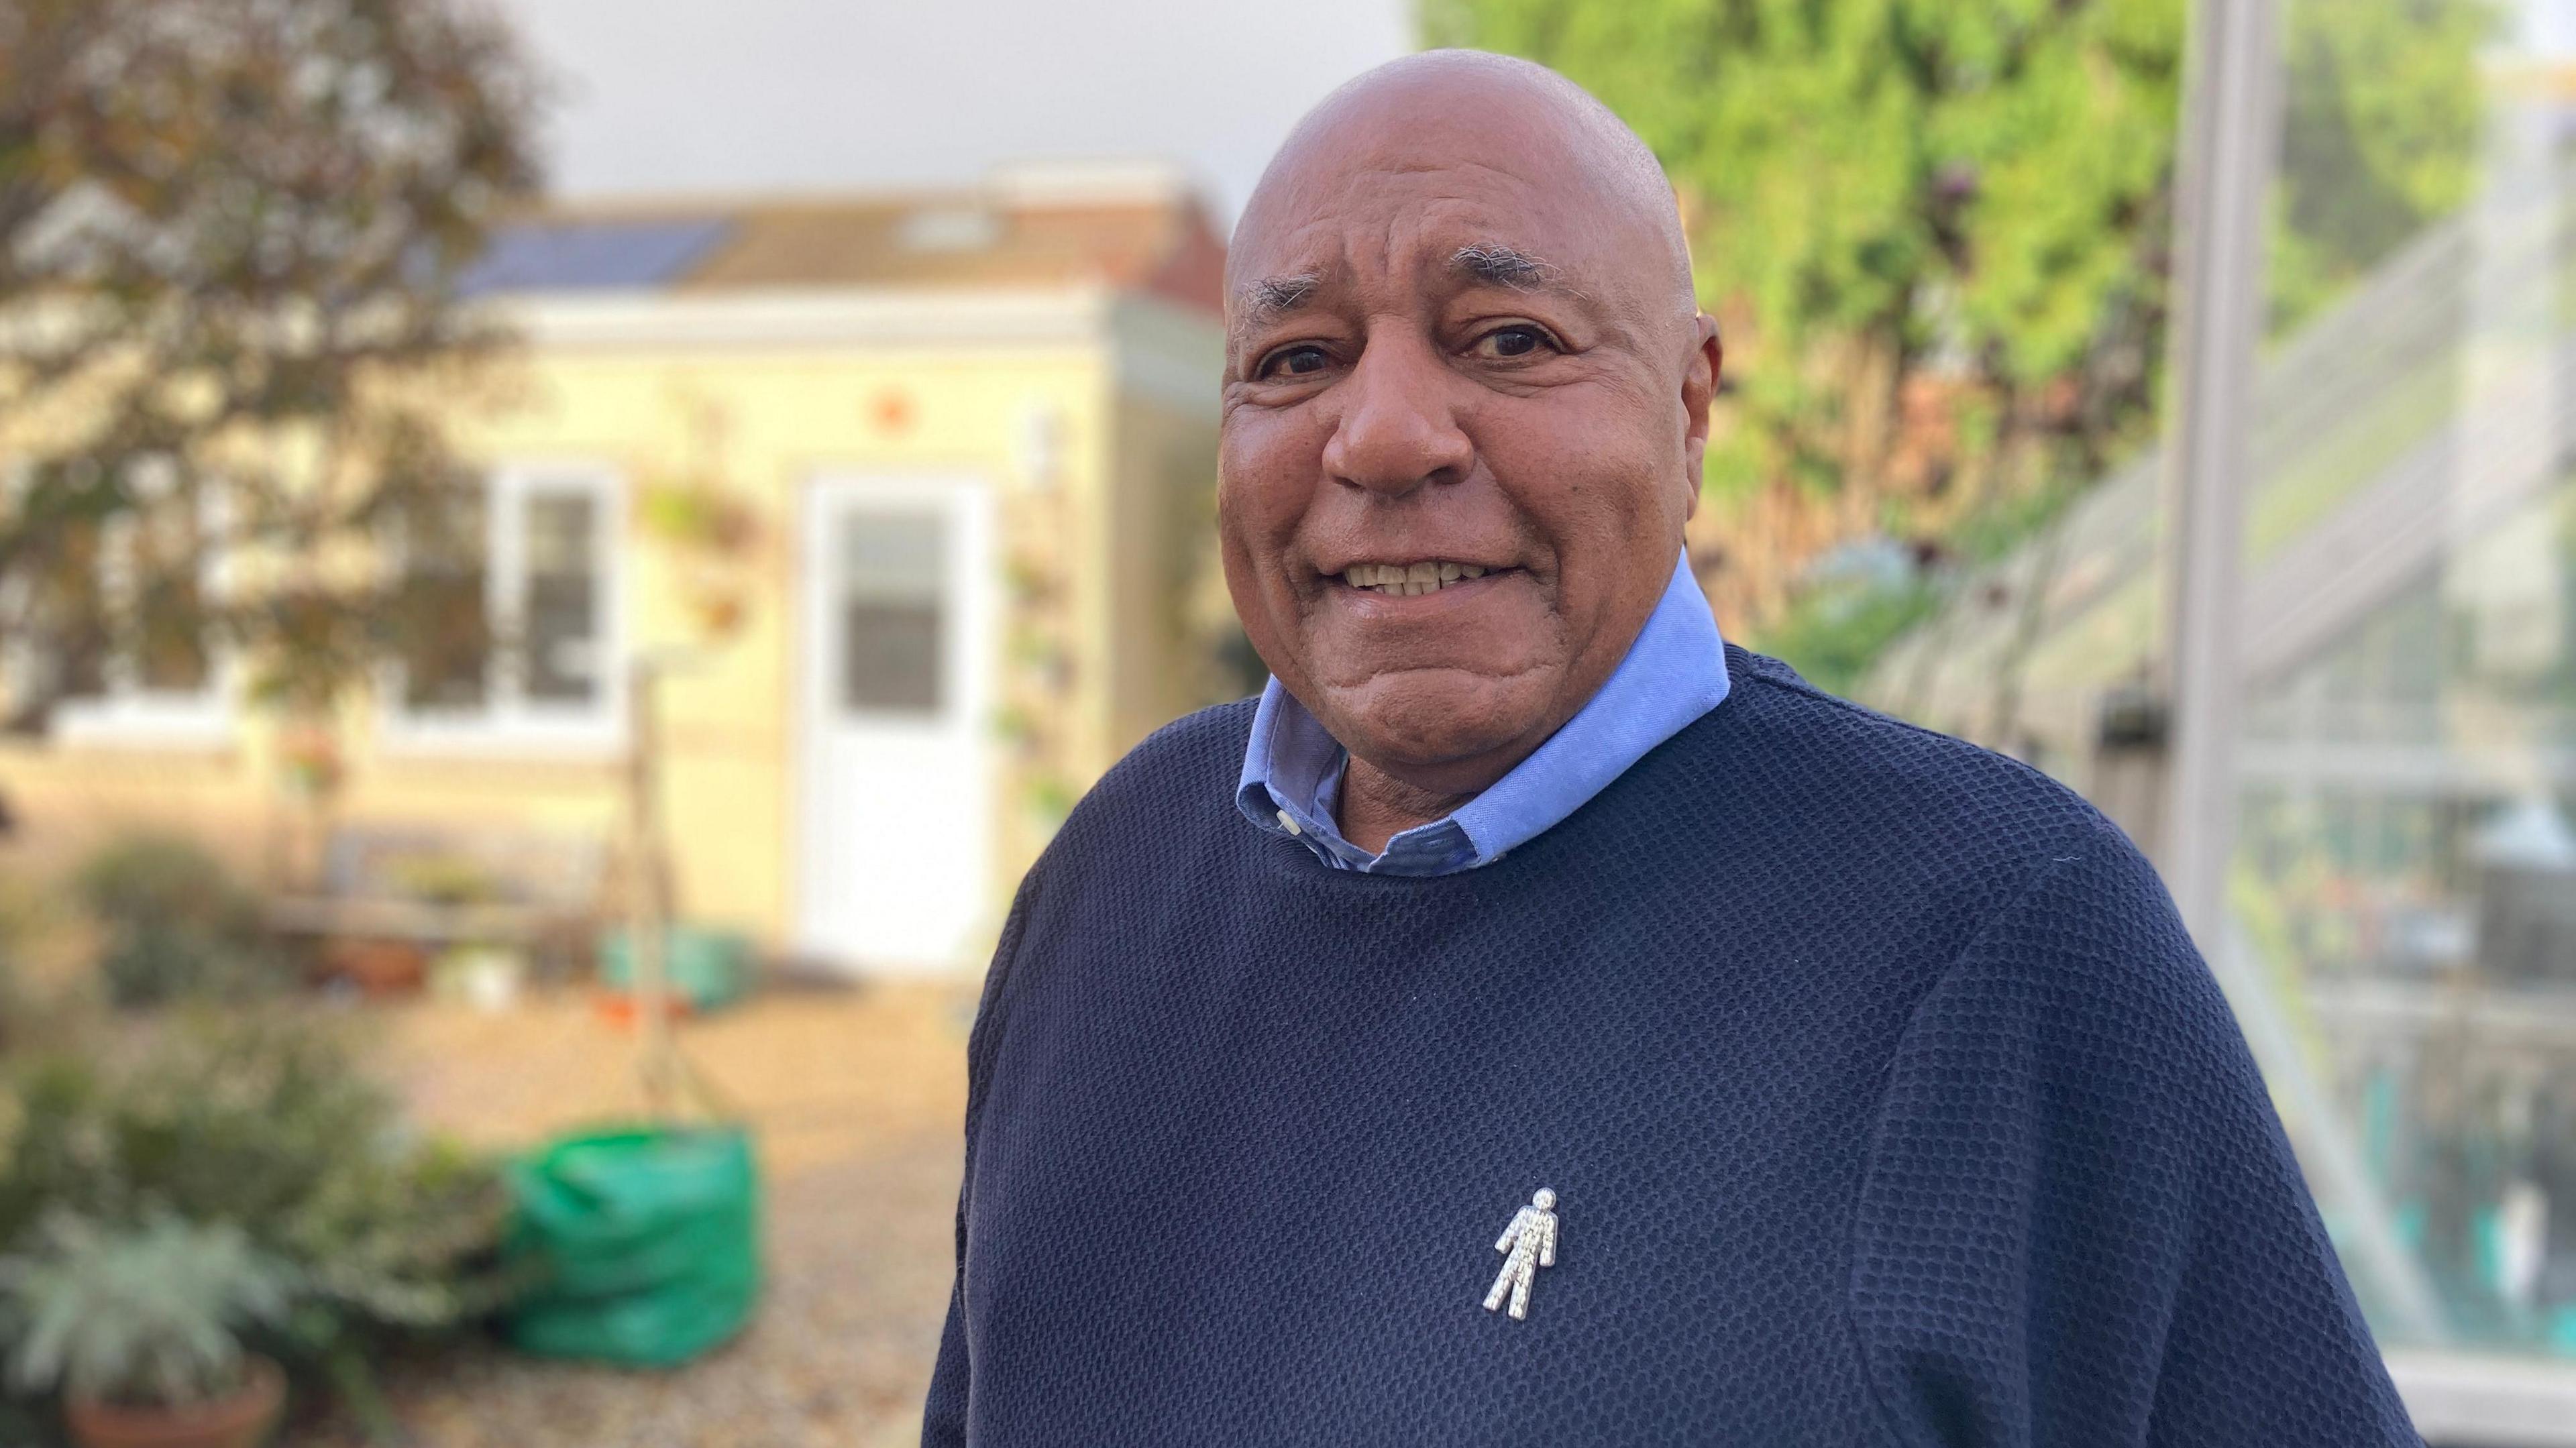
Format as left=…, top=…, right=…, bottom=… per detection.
left=47, top=473, right=235, bottom=750
left=378, top=461, right=627, bottom=755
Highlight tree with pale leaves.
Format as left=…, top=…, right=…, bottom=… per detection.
left=0, top=0, right=541, bottom=732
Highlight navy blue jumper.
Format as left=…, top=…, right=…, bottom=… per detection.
left=924, top=647, right=2418, bottom=1447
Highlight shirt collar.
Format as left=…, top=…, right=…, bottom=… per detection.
left=1235, top=551, right=1731, bottom=875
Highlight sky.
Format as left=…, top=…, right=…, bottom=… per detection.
left=487, top=0, right=1419, bottom=226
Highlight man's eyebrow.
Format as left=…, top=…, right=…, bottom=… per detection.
left=1233, top=247, right=1580, bottom=325
left=1451, top=243, right=1576, bottom=294
left=1236, top=273, right=1321, bottom=323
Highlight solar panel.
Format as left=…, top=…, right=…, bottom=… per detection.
left=456, top=217, right=735, bottom=298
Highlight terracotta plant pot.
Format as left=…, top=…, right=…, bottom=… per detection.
left=64, top=1354, right=284, bottom=1448
left=592, top=989, right=694, bottom=1029
left=319, top=937, right=428, bottom=997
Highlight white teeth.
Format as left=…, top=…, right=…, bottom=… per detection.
left=1336, top=562, right=1497, bottom=595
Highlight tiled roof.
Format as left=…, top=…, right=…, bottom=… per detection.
left=462, top=168, right=1225, bottom=316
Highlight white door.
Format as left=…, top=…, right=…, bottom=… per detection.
left=796, top=476, right=995, bottom=972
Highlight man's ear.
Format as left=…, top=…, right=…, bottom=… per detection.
left=1679, top=313, right=1722, bottom=522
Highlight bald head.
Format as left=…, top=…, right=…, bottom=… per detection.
left=1232, top=50, right=1697, bottom=335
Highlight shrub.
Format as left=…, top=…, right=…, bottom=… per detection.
left=0, top=1211, right=294, bottom=1409
left=0, top=1013, right=520, bottom=1424
left=70, top=834, right=284, bottom=1007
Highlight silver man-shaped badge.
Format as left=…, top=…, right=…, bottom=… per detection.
left=1483, top=1186, right=1558, bottom=1321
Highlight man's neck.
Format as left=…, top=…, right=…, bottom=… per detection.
left=1336, top=755, right=1487, bottom=855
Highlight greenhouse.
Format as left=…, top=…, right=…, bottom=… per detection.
left=1863, top=8, right=2576, bottom=1430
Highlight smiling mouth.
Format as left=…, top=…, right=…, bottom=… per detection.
left=1336, top=561, right=1503, bottom=597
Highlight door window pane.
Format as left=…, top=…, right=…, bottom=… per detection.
left=523, top=489, right=600, bottom=704
left=837, top=509, right=945, bottom=716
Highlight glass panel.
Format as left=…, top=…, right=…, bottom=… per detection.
left=2244, top=479, right=2576, bottom=1349
left=522, top=488, right=599, bottom=704
left=2235, top=0, right=2576, bottom=1360
left=837, top=508, right=945, bottom=716
left=1848, top=0, right=2576, bottom=1384
left=2236, top=0, right=2576, bottom=1350
left=399, top=485, right=489, bottom=712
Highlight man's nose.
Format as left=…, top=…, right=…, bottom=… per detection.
left=1320, top=332, right=1473, bottom=498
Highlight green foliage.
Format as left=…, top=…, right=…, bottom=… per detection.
left=88, top=927, right=267, bottom=1013
left=70, top=834, right=282, bottom=1008
left=0, top=1211, right=292, bottom=1409
left=0, top=1013, right=520, bottom=1403
left=1758, top=577, right=1939, bottom=697
left=0, top=880, right=47, bottom=1051
left=1428, top=0, right=2189, bottom=505
left=1754, top=466, right=2098, bottom=693
left=2273, top=0, right=2496, bottom=329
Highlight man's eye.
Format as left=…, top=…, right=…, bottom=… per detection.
left=1259, top=345, right=1332, bottom=380
left=1477, top=326, right=1554, bottom=359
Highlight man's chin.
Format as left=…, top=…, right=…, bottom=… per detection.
left=1313, top=673, right=1558, bottom=781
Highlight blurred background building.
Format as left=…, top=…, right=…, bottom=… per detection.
left=5, top=167, right=1232, bottom=972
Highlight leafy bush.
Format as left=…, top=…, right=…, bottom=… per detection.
left=0, top=878, right=47, bottom=1050
left=0, top=1013, right=520, bottom=1421
left=70, top=834, right=285, bottom=1007
left=1754, top=577, right=1939, bottom=700
left=0, top=1212, right=292, bottom=1408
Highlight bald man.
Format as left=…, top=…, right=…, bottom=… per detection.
left=924, top=52, right=2418, bottom=1448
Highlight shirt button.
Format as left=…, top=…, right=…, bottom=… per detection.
left=1275, top=809, right=1303, bottom=836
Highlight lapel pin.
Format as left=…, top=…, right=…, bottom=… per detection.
left=1483, top=1186, right=1558, bottom=1321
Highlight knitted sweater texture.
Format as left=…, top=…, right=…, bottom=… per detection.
left=922, top=647, right=2418, bottom=1447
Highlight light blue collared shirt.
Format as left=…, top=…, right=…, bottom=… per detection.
left=1235, top=552, right=1732, bottom=875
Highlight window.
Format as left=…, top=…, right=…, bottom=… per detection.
left=386, top=464, right=622, bottom=748
left=25, top=463, right=232, bottom=745
left=835, top=508, right=946, bottom=716
left=397, top=482, right=490, bottom=713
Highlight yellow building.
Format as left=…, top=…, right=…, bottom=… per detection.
left=0, top=165, right=1237, bottom=974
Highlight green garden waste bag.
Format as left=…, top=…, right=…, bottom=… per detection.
left=502, top=1125, right=761, bottom=1366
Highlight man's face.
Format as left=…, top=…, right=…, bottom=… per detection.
left=1218, top=102, right=1716, bottom=789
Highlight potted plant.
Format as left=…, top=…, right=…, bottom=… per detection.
left=0, top=1212, right=295, bottom=1448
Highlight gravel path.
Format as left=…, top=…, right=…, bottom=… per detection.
left=297, top=984, right=975, bottom=1447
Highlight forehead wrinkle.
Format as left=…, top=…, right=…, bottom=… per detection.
left=1229, top=207, right=1640, bottom=343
